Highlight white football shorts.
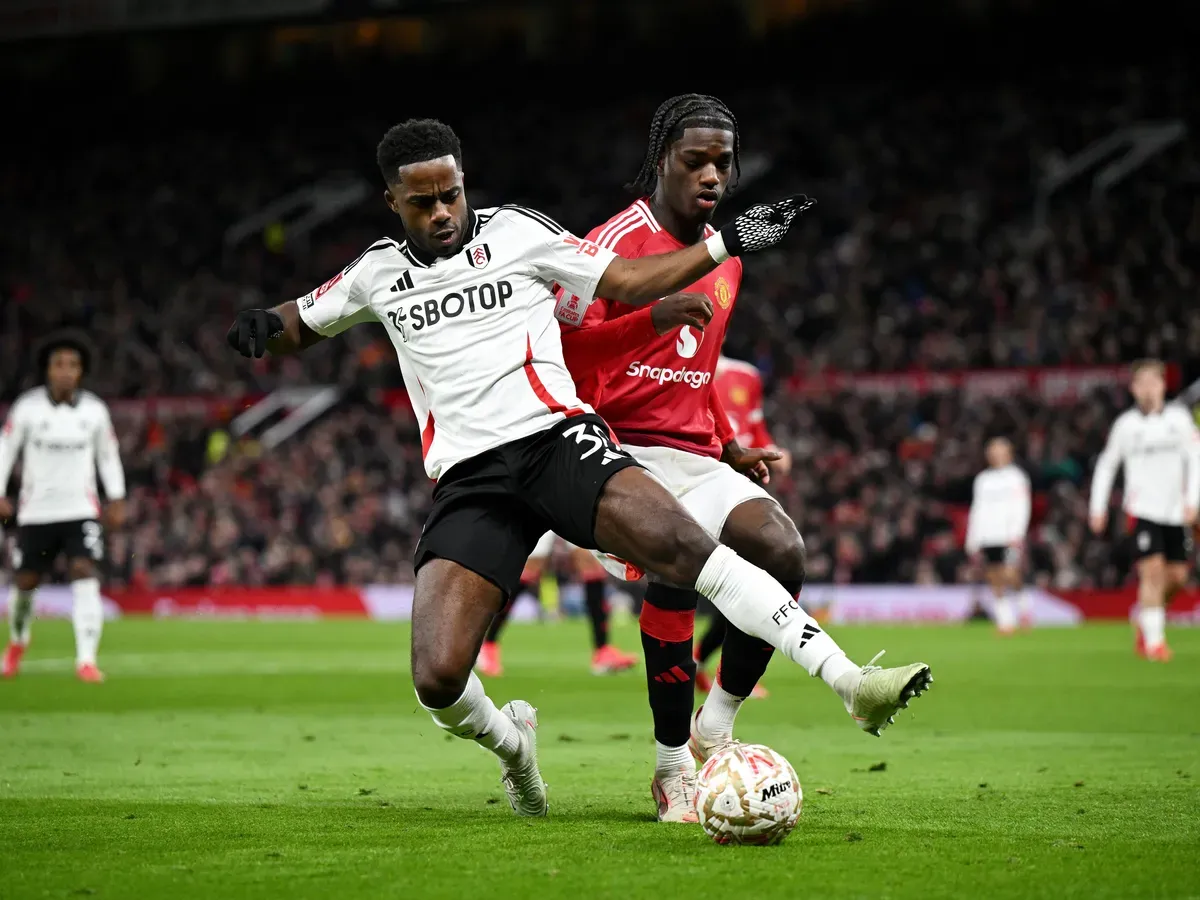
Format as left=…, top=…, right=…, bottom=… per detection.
left=595, top=444, right=776, bottom=581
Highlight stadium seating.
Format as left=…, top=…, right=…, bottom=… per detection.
left=3, top=65, right=1195, bottom=588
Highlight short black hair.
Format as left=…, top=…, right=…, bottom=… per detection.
left=35, top=328, right=93, bottom=379
left=627, top=94, right=740, bottom=196
left=376, top=118, right=462, bottom=184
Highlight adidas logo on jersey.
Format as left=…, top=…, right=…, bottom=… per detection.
left=390, top=271, right=415, bottom=293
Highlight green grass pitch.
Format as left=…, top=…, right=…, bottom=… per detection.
left=1, top=618, right=1197, bottom=899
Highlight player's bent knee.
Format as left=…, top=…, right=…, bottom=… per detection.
left=743, top=507, right=807, bottom=585
left=412, top=655, right=472, bottom=709
left=653, top=517, right=719, bottom=587
left=67, top=559, right=95, bottom=582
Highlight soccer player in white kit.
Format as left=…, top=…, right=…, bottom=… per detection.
left=1089, top=360, right=1200, bottom=661
left=0, top=333, right=126, bottom=682
left=226, top=119, right=931, bottom=818
left=965, top=437, right=1032, bottom=634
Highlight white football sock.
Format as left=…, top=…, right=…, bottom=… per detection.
left=655, top=742, right=694, bottom=776
left=818, top=653, right=861, bottom=697
left=420, top=671, right=521, bottom=761
left=696, top=681, right=744, bottom=743
left=694, top=545, right=854, bottom=678
left=8, top=586, right=36, bottom=646
left=993, top=594, right=1016, bottom=632
left=1139, top=605, right=1166, bottom=649
left=71, top=578, right=103, bottom=666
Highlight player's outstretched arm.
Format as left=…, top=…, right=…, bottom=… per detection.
left=596, top=195, right=815, bottom=306
left=227, top=301, right=326, bottom=358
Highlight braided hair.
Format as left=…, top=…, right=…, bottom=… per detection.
left=627, top=94, right=740, bottom=196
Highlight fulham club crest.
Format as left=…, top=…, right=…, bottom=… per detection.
left=466, top=243, right=491, bottom=269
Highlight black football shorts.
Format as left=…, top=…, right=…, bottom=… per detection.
left=414, top=414, right=641, bottom=597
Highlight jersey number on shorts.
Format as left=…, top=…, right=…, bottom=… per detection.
left=562, top=422, right=624, bottom=466
left=83, top=521, right=104, bottom=561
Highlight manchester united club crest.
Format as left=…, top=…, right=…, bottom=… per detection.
left=732, top=386, right=749, bottom=406
left=466, top=243, right=492, bottom=269
left=713, top=276, right=732, bottom=309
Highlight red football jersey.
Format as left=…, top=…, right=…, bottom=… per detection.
left=555, top=198, right=743, bottom=458
left=714, top=356, right=775, bottom=448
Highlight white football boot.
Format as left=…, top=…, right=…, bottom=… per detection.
left=498, top=700, right=548, bottom=816
left=651, top=766, right=699, bottom=823
left=840, top=651, right=932, bottom=736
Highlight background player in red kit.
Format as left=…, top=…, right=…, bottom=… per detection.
left=692, top=354, right=794, bottom=698
left=556, top=94, right=930, bottom=823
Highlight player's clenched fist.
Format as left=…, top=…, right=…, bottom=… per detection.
left=226, top=309, right=285, bottom=359
left=652, top=293, right=714, bottom=336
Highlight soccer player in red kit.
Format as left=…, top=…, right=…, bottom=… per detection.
left=693, top=355, right=795, bottom=697
left=555, top=95, right=931, bottom=823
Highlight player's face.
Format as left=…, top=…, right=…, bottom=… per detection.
left=987, top=440, right=1011, bottom=468
left=47, top=348, right=82, bottom=395
left=1131, top=368, right=1166, bottom=410
left=659, top=127, right=734, bottom=222
left=384, top=155, right=469, bottom=257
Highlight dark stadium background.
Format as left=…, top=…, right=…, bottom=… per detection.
left=2, top=0, right=1198, bottom=622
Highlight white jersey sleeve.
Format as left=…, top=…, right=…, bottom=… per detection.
left=496, top=208, right=617, bottom=304
left=297, top=244, right=389, bottom=337
left=93, top=402, right=126, bottom=501
left=0, top=397, right=29, bottom=494
left=1089, top=413, right=1128, bottom=519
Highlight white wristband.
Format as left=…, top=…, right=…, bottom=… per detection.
left=705, top=231, right=730, bottom=263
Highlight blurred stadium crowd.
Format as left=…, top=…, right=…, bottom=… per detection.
left=2, top=63, right=1196, bottom=588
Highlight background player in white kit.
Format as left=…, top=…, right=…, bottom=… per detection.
left=0, top=333, right=126, bottom=682
left=1089, top=360, right=1200, bottom=662
left=965, top=437, right=1032, bottom=635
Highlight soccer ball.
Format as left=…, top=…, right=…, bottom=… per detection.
left=694, top=743, right=802, bottom=845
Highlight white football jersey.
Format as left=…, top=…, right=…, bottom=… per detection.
left=965, top=464, right=1031, bottom=552
left=1089, top=403, right=1200, bottom=526
left=0, top=388, right=126, bottom=526
left=297, top=206, right=618, bottom=480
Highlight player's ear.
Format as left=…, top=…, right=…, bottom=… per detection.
left=384, top=188, right=399, bottom=215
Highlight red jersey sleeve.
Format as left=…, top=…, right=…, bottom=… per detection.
left=560, top=307, right=658, bottom=375
left=708, top=388, right=736, bottom=447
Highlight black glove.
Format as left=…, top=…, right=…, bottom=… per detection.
left=719, top=194, right=816, bottom=256
left=226, top=309, right=284, bottom=359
